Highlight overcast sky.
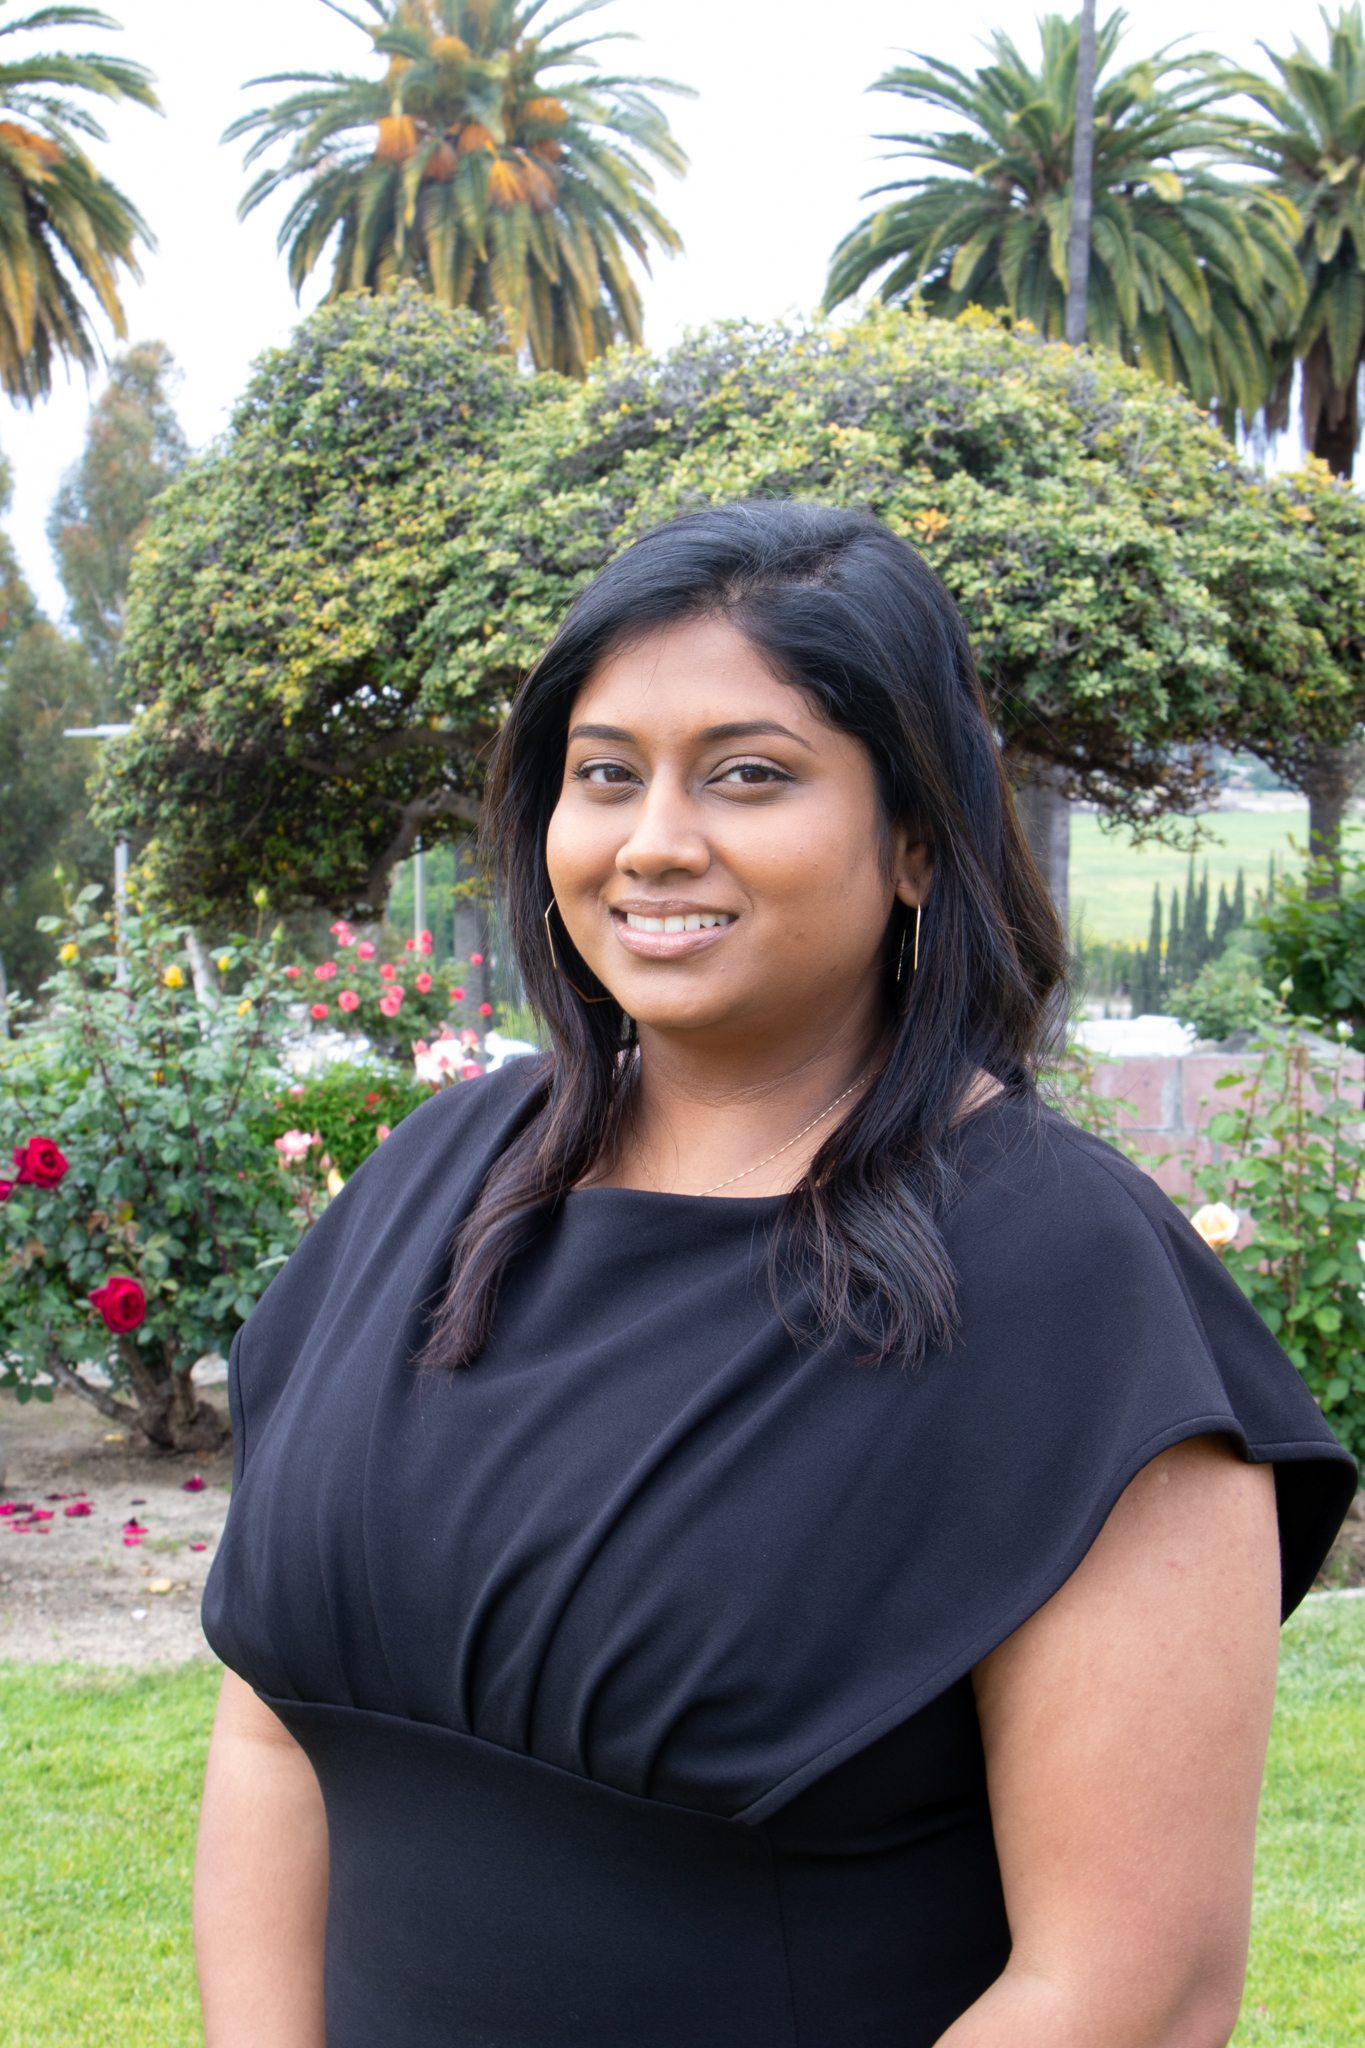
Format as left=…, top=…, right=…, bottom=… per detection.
left=6, top=0, right=1311, bottom=619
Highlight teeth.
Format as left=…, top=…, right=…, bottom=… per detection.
left=624, top=912, right=733, bottom=934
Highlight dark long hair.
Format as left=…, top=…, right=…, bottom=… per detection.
left=424, top=500, right=1066, bottom=1370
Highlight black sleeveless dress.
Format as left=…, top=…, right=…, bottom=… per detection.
left=202, top=1064, right=1355, bottom=2048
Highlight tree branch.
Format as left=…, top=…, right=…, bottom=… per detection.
left=43, top=1351, right=141, bottom=1427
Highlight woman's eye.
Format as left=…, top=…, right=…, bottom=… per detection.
left=576, top=760, right=637, bottom=786
left=715, top=761, right=791, bottom=787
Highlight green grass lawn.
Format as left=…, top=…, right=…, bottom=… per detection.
left=0, top=1605, right=1360, bottom=2044
left=1070, top=805, right=1309, bottom=944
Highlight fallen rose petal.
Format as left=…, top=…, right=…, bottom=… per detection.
left=46, top=1493, right=69, bottom=1501
left=182, top=1475, right=206, bottom=1492
left=64, top=1502, right=94, bottom=1517
left=189, top=1542, right=208, bottom=1552
left=123, top=1535, right=144, bottom=1547
left=30, top=1509, right=54, bottom=1521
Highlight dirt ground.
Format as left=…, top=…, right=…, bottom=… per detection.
left=0, top=1387, right=1361, bottom=1665
left=0, top=1385, right=232, bottom=1666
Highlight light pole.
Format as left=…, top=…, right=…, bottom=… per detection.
left=413, top=836, right=426, bottom=949
left=64, top=722, right=133, bottom=962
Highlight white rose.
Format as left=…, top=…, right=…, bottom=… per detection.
left=1190, top=1203, right=1240, bottom=1251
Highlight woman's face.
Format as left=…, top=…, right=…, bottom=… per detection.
left=545, top=616, right=929, bottom=1047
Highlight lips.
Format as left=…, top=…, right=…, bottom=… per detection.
left=609, top=905, right=737, bottom=960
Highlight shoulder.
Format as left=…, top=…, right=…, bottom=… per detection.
left=946, top=1093, right=1192, bottom=1269
left=243, top=1056, right=547, bottom=1352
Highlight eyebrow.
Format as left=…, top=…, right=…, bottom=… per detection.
left=566, top=719, right=815, bottom=753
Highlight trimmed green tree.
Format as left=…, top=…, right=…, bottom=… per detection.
left=101, top=302, right=1365, bottom=923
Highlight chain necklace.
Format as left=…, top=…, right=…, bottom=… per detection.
left=689, top=1074, right=870, bottom=1197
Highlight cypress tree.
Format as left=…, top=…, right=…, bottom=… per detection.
left=1136, top=885, right=1162, bottom=1014
left=1168, top=887, right=1183, bottom=990
left=1212, top=882, right=1234, bottom=956
left=1194, top=865, right=1211, bottom=969
left=1232, top=868, right=1246, bottom=929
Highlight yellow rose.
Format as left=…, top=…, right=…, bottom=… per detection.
left=326, top=1167, right=346, bottom=1198
left=59, top=943, right=79, bottom=963
left=237, top=998, right=252, bottom=1015
left=217, top=954, right=231, bottom=973
left=1190, top=1203, right=1239, bottom=1251
left=163, top=965, right=184, bottom=989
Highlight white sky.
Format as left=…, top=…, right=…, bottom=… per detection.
left=5, top=0, right=1309, bottom=619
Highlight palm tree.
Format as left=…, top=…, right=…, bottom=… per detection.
left=228, top=0, right=690, bottom=378
left=1214, top=7, right=1365, bottom=477
left=0, top=5, right=158, bottom=402
left=823, top=10, right=1304, bottom=433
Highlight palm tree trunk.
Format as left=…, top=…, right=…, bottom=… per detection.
left=1296, top=738, right=1364, bottom=894
left=1015, top=767, right=1071, bottom=936
left=1065, top=0, right=1098, bottom=347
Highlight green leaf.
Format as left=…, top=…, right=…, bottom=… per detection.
left=1313, top=1306, right=1343, bottom=1336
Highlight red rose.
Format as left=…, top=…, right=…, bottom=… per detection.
left=14, top=1136, right=69, bottom=1187
left=88, top=1276, right=147, bottom=1334
left=0, top=1179, right=12, bottom=1203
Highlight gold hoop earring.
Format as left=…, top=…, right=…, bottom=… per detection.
left=544, top=900, right=614, bottom=1004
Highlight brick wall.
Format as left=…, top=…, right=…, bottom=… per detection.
left=1083, top=1048, right=1365, bottom=1199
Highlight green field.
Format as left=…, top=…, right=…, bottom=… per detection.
left=1, top=1606, right=1361, bottom=2045
left=1070, top=805, right=1310, bottom=944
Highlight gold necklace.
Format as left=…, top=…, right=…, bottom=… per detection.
left=691, top=1074, right=870, bottom=1197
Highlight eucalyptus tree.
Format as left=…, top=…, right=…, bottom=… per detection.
left=823, top=10, right=1304, bottom=434
left=228, top=0, right=690, bottom=377
left=0, top=4, right=157, bottom=401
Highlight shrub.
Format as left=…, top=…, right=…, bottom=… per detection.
left=257, top=1063, right=431, bottom=1180
left=1170, top=952, right=1278, bottom=1042
left=1186, top=1021, right=1365, bottom=1460
left=1259, top=840, right=1365, bottom=1049
left=0, top=892, right=304, bottom=1450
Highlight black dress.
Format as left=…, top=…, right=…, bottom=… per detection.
left=203, top=1065, right=1355, bottom=2048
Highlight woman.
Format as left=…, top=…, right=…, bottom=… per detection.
left=195, top=502, right=1354, bottom=2048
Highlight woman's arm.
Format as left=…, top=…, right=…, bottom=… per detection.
left=194, top=1670, right=329, bottom=2048
left=942, top=1434, right=1280, bottom=2048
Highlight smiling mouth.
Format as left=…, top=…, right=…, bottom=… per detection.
left=621, top=911, right=736, bottom=934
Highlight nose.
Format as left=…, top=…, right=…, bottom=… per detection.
left=615, top=772, right=711, bottom=882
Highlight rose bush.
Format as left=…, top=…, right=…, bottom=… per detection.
left=0, top=888, right=308, bottom=1451
left=1182, top=1020, right=1365, bottom=1460
left=288, top=918, right=483, bottom=1057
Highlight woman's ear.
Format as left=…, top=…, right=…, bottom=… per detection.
left=890, top=824, right=934, bottom=909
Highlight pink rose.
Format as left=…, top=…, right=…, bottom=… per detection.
left=460, top=1029, right=479, bottom=1047
left=462, top=1062, right=483, bottom=1079
left=380, top=963, right=397, bottom=982
left=470, top=952, right=484, bottom=966
left=404, top=937, right=416, bottom=954
left=315, top=961, right=337, bottom=980
left=338, top=990, right=360, bottom=1012
left=310, top=1001, right=330, bottom=1020
left=416, top=972, right=432, bottom=993
left=450, top=985, right=465, bottom=1001
left=14, top=1136, right=69, bottom=1187
left=89, top=1275, right=147, bottom=1334
left=284, top=965, right=301, bottom=979
left=375, top=1123, right=391, bottom=1142
left=379, top=989, right=403, bottom=1018
left=330, top=921, right=354, bottom=944
left=479, top=1002, right=493, bottom=1018
left=274, top=1129, right=316, bottom=1162
left=419, top=930, right=433, bottom=956
left=357, top=941, right=376, bottom=961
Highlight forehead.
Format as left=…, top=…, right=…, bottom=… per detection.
left=569, top=615, right=825, bottom=740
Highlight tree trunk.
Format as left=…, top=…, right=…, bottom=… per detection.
left=45, top=1339, right=230, bottom=1453
left=1015, top=769, right=1071, bottom=937
left=1296, top=738, right=1365, bottom=893
left=1065, top=0, right=1097, bottom=347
